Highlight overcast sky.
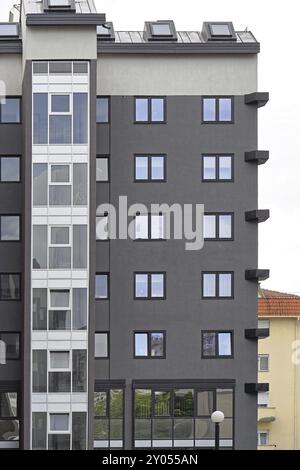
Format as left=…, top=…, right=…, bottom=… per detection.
left=1, top=0, right=299, bottom=294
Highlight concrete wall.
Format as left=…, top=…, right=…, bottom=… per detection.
left=0, top=55, right=23, bottom=94
left=23, top=26, right=97, bottom=62
left=97, top=54, right=257, bottom=95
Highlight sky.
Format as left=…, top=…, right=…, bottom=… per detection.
left=1, top=0, right=299, bottom=294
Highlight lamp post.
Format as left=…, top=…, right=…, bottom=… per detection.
left=211, top=410, right=224, bottom=450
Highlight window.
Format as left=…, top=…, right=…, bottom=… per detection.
left=0, top=157, right=20, bottom=182
left=0, top=24, right=18, bottom=37
left=94, top=388, right=124, bottom=448
left=135, top=97, right=165, bottom=123
left=258, top=354, right=269, bottom=372
left=51, top=95, right=69, bottom=113
left=32, top=350, right=47, bottom=392
left=96, top=157, right=109, bottom=182
left=258, top=319, right=270, bottom=330
left=49, top=164, right=71, bottom=206
left=48, top=289, right=71, bottom=331
left=0, top=274, right=21, bottom=300
left=0, top=215, right=20, bottom=241
left=96, top=97, right=109, bottom=123
left=97, top=24, right=112, bottom=36
left=33, top=92, right=88, bottom=145
left=258, top=431, right=269, bottom=446
left=46, top=163, right=87, bottom=207
left=96, top=215, right=109, bottom=240
left=32, top=411, right=86, bottom=450
left=135, top=155, right=166, bottom=182
left=0, top=98, right=21, bottom=123
left=95, top=274, right=109, bottom=299
left=95, top=333, right=109, bottom=358
left=0, top=391, right=19, bottom=442
left=134, top=332, right=165, bottom=358
left=210, top=24, right=232, bottom=37
left=203, top=214, right=233, bottom=240
left=135, top=214, right=165, bottom=240
left=134, top=387, right=233, bottom=448
left=73, top=93, right=88, bottom=144
left=151, top=23, right=172, bottom=36
left=48, top=412, right=70, bottom=450
left=48, top=0, right=71, bottom=7
left=202, top=331, right=233, bottom=358
left=47, top=350, right=86, bottom=393
left=258, top=391, right=269, bottom=408
left=202, top=97, right=233, bottom=123
left=134, top=273, right=166, bottom=299
left=34, top=288, right=86, bottom=332
left=48, top=354, right=71, bottom=392
left=202, top=155, right=233, bottom=182
left=0, top=333, right=20, bottom=361
left=202, top=272, right=233, bottom=299
left=33, top=164, right=48, bottom=205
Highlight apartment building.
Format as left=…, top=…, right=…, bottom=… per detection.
left=0, top=0, right=269, bottom=450
left=258, top=289, right=300, bottom=450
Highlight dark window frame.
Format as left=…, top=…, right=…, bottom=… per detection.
left=95, top=331, right=110, bottom=359
left=201, top=330, right=234, bottom=359
left=94, top=387, right=125, bottom=449
left=202, top=154, right=234, bottom=182
left=0, top=273, right=21, bottom=301
left=202, top=96, right=234, bottom=124
left=0, top=331, right=21, bottom=360
left=134, top=272, right=166, bottom=300
left=134, top=97, right=167, bottom=124
left=133, top=385, right=235, bottom=449
left=0, top=96, right=22, bottom=124
left=202, top=271, right=234, bottom=299
left=96, top=155, right=110, bottom=183
left=134, top=154, right=167, bottom=182
left=133, top=331, right=166, bottom=359
left=95, top=272, right=110, bottom=300
left=96, top=96, right=110, bottom=124
left=0, top=155, right=21, bottom=183
left=134, top=212, right=165, bottom=241
left=0, top=214, right=21, bottom=242
left=203, top=212, right=234, bottom=241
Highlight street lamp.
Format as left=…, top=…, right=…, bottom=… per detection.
left=211, top=410, right=224, bottom=450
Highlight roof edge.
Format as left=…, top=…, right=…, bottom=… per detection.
left=26, top=13, right=106, bottom=26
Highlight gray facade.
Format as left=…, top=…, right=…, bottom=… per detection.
left=0, top=0, right=268, bottom=450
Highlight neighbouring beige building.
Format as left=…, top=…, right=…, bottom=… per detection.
left=258, top=288, right=300, bottom=449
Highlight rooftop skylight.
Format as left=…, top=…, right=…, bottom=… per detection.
left=151, top=23, right=172, bottom=36
left=210, top=23, right=232, bottom=36
left=0, top=23, right=18, bottom=37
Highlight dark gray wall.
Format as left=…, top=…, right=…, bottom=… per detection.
left=0, top=124, right=23, bottom=383
left=95, top=95, right=258, bottom=450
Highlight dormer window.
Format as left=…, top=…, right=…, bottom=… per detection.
left=44, top=0, right=75, bottom=11
left=210, top=23, right=232, bottom=37
left=151, top=23, right=172, bottom=37
left=144, top=20, right=177, bottom=41
left=97, top=22, right=115, bottom=41
left=0, top=23, right=18, bottom=37
left=48, top=0, right=71, bottom=7
left=202, top=22, right=236, bottom=42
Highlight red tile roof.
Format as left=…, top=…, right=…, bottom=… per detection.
left=258, top=288, right=300, bottom=317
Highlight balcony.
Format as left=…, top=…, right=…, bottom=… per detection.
left=258, top=406, right=276, bottom=423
